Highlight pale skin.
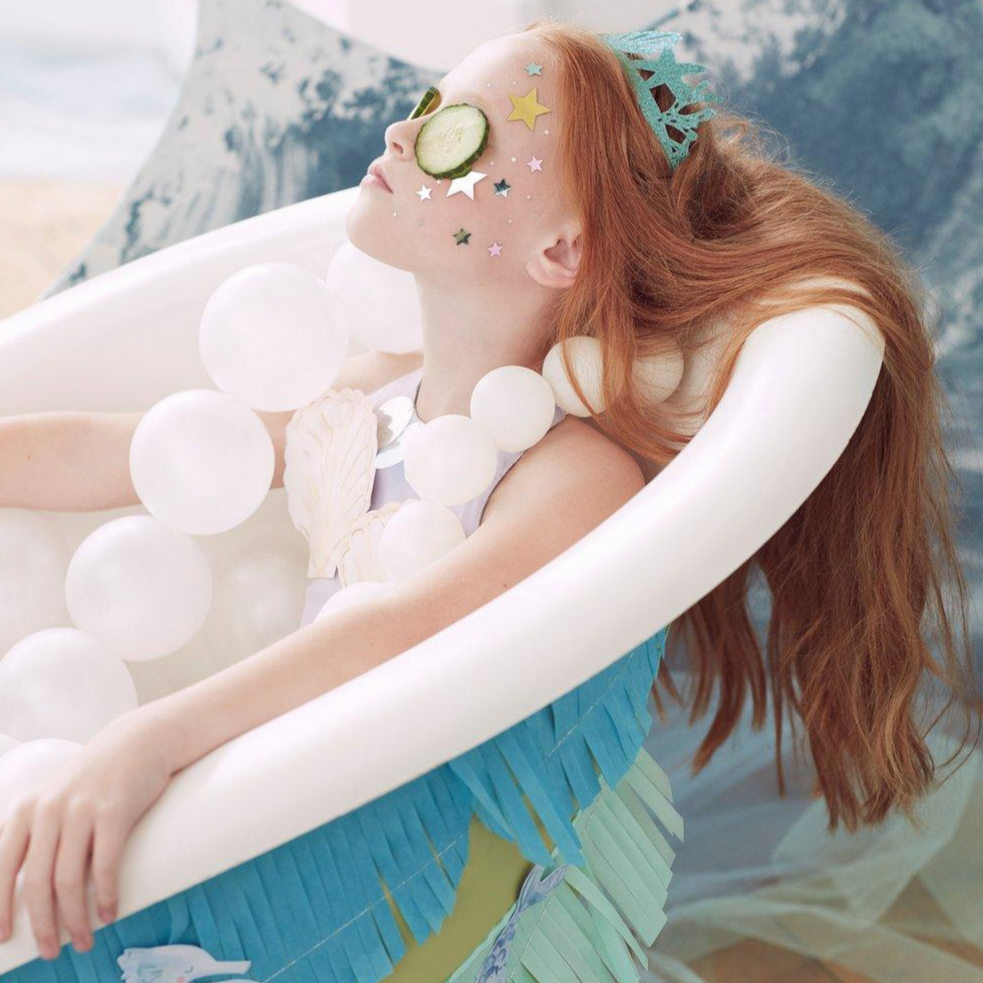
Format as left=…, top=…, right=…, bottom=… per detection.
left=0, top=32, right=654, bottom=962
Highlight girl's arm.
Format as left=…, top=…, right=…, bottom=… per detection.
left=0, top=415, right=642, bottom=962
left=0, top=412, right=143, bottom=512
left=152, top=416, right=641, bottom=773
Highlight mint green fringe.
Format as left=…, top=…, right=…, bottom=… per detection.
left=443, top=747, right=683, bottom=983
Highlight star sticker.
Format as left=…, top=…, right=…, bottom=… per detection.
left=510, top=156, right=517, bottom=163
left=488, top=242, right=503, bottom=257
left=415, top=184, right=433, bottom=201
left=446, top=170, right=487, bottom=199
left=453, top=227, right=472, bottom=245
left=526, top=155, right=543, bottom=172
left=494, top=178, right=511, bottom=197
left=507, top=87, right=551, bottom=131
left=525, top=62, right=543, bottom=76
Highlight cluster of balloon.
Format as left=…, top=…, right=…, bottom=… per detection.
left=0, top=244, right=420, bottom=820
left=314, top=332, right=684, bottom=619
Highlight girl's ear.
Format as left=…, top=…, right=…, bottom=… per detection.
left=526, top=226, right=583, bottom=289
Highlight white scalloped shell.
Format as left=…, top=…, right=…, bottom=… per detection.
left=337, top=500, right=405, bottom=587
left=283, top=388, right=378, bottom=578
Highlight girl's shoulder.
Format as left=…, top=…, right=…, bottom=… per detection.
left=481, top=413, right=645, bottom=528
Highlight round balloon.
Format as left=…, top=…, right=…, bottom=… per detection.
left=379, top=500, right=466, bottom=583
left=403, top=415, right=498, bottom=506
left=205, top=529, right=309, bottom=660
left=325, top=240, right=423, bottom=354
left=0, top=738, right=83, bottom=823
left=130, top=389, right=275, bottom=535
left=471, top=366, right=557, bottom=452
left=543, top=337, right=605, bottom=417
left=0, top=628, right=137, bottom=743
left=200, top=263, right=349, bottom=412
left=65, top=515, right=213, bottom=662
left=316, top=581, right=395, bottom=620
left=0, top=508, right=70, bottom=656
left=635, top=338, right=685, bottom=402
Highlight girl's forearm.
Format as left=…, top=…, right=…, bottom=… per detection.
left=145, top=595, right=429, bottom=775
left=0, top=411, right=143, bottom=511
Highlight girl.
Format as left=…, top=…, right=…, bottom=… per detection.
left=0, top=16, right=978, bottom=981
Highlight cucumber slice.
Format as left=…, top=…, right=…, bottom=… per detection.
left=407, top=86, right=440, bottom=120
left=414, top=103, right=489, bottom=179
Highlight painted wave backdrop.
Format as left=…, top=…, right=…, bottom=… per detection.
left=49, top=0, right=982, bottom=653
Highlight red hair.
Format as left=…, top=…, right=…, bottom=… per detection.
left=526, top=18, right=981, bottom=830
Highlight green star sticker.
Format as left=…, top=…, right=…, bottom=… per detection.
left=493, top=178, right=511, bottom=197
left=525, top=62, right=543, bottom=76
left=453, top=227, right=472, bottom=245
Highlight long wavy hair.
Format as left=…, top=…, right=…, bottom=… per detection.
left=527, top=19, right=981, bottom=830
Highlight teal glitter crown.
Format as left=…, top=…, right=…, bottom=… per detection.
left=601, top=29, right=724, bottom=170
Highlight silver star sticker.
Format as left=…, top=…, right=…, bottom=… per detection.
left=445, top=170, right=487, bottom=200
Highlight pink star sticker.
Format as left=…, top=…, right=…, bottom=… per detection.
left=488, top=242, right=503, bottom=257
left=526, top=155, right=544, bottom=172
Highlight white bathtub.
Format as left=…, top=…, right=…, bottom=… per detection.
left=0, top=184, right=884, bottom=975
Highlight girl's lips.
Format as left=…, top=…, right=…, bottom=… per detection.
left=365, top=161, right=393, bottom=193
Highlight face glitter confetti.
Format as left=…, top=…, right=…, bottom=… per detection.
left=494, top=179, right=511, bottom=197
left=453, top=227, right=472, bottom=245
left=488, top=242, right=504, bottom=257
left=525, top=62, right=543, bottom=76
left=507, top=88, right=551, bottom=131
left=446, top=171, right=487, bottom=199
left=416, top=185, right=433, bottom=201
left=526, top=155, right=543, bottom=173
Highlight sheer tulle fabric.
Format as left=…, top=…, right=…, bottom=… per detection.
left=641, top=669, right=983, bottom=983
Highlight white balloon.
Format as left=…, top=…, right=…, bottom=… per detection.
left=316, top=581, right=395, bottom=620
left=403, top=415, right=498, bottom=506
left=65, top=515, right=213, bottom=662
left=379, top=500, right=466, bottom=582
left=543, top=337, right=605, bottom=417
left=0, top=733, right=18, bottom=757
left=205, top=530, right=309, bottom=660
left=200, top=263, right=348, bottom=412
left=0, top=628, right=137, bottom=742
left=470, top=366, right=557, bottom=452
left=0, top=508, right=70, bottom=655
left=130, top=389, right=275, bottom=535
left=635, top=340, right=685, bottom=402
left=0, top=739, right=83, bottom=823
left=325, top=240, right=423, bottom=354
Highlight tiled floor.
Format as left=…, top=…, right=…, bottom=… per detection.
left=681, top=877, right=983, bottom=982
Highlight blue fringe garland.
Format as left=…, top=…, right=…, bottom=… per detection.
left=1, top=626, right=668, bottom=983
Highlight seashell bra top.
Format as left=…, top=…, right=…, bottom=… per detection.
left=282, top=364, right=567, bottom=628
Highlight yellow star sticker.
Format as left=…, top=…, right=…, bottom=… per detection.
left=507, top=87, right=551, bottom=131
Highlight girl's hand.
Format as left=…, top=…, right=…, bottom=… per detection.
left=0, top=708, right=176, bottom=961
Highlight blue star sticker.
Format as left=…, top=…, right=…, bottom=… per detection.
left=494, top=178, right=511, bottom=197
left=525, top=62, right=543, bottom=76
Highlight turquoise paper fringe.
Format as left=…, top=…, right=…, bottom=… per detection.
left=445, top=747, right=684, bottom=983
left=2, top=626, right=669, bottom=983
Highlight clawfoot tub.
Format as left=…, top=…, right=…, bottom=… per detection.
left=0, top=185, right=884, bottom=982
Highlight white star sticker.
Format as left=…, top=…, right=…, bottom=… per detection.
left=445, top=170, right=487, bottom=200
left=415, top=184, right=433, bottom=201
left=526, top=155, right=543, bottom=172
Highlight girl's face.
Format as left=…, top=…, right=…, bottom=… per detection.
left=345, top=32, right=574, bottom=285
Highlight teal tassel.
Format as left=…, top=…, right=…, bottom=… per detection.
left=3, top=628, right=669, bottom=983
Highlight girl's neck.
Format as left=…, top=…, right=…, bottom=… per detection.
left=412, top=275, right=554, bottom=424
